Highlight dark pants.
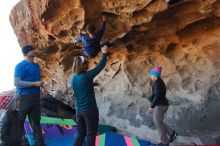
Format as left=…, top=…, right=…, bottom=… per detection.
left=74, top=106, right=99, bottom=146
left=88, top=41, right=112, bottom=58
left=17, top=94, right=45, bottom=146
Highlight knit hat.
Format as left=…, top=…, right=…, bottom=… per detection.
left=150, top=66, right=162, bottom=77
left=22, top=45, right=34, bottom=56
left=0, top=96, right=16, bottom=110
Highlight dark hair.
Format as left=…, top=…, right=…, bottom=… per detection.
left=86, top=24, right=96, bottom=35
left=72, top=56, right=88, bottom=73
left=22, top=45, right=34, bottom=56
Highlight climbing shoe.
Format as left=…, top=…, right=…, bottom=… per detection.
left=169, top=130, right=177, bottom=142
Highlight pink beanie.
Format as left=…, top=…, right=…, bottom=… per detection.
left=150, top=66, right=162, bottom=77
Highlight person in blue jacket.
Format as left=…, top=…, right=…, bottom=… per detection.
left=74, top=15, right=112, bottom=58
left=70, top=46, right=109, bottom=146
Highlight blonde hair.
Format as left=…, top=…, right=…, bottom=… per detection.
left=72, top=56, right=87, bottom=73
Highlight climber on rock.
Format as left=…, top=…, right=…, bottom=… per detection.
left=147, top=66, right=177, bottom=146
left=73, top=14, right=112, bottom=58
left=70, top=46, right=109, bottom=146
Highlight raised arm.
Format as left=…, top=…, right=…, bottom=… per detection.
left=96, top=15, right=106, bottom=39
left=87, top=46, right=108, bottom=78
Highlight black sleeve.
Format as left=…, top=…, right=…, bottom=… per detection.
left=151, top=82, right=163, bottom=108
left=148, top=94, right=154, bottom=102
left=87, top=53, right=107, bottom=78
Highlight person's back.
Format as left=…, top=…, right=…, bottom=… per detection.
left=70, top=46, right=108, bottom=146
left=71, top=72, right=96, bottom=110
left=71, top=48, right=107, bottom=111
left=0, top=110, right=21, bottom=146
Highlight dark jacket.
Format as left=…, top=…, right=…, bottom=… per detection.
left=150, top=78, right=169, bottom=108
left=0, top=110, right=21, bottom=146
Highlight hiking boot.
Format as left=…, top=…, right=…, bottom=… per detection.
left=156, top=143, right=169, bottom=146
left=169, top=130, right=177, bottom=143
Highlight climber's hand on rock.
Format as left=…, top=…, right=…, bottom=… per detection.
left=78, top=27, right=86, bottom=34
left=79, top=28, right=86, bottom=34
left=101, top=45, right=109, bottom=53
left=80, top=29, right=86, bottom=34
left=148, top=107, right=154, bottom=114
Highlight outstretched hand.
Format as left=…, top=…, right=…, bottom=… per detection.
left=101, top=45, right=109, bottom=53
left=80, top=29, right=86, bottom=34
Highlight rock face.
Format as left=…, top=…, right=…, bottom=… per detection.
left=9, top=0, right=220, bottom=144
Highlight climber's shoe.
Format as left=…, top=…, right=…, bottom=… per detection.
left=169, top=130, right=177, bottom=143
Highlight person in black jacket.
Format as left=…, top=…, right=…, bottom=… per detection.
left=148, top=66, right=177, bottom=146
left=0, top=96, right=22, bottom=146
